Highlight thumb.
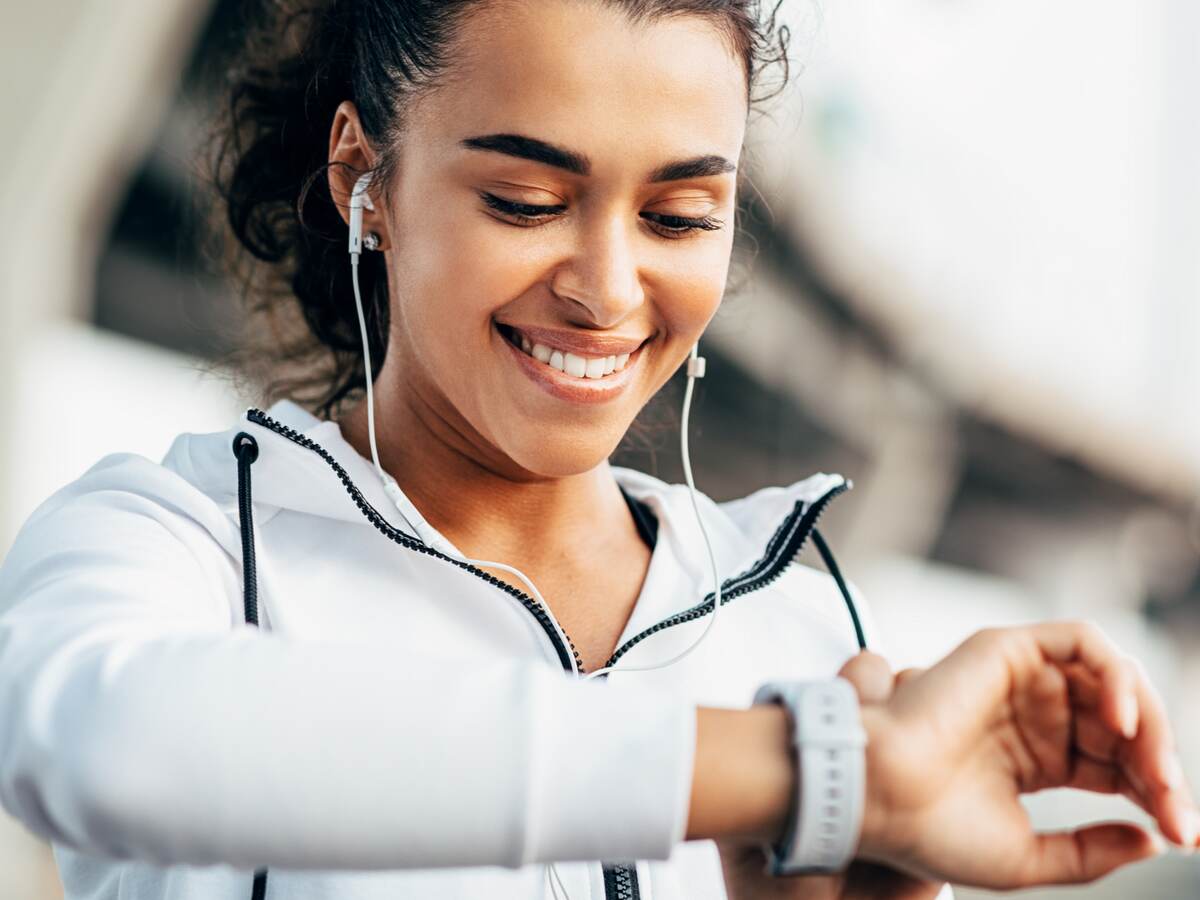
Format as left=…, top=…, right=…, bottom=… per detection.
left=838, top=651, right=895, bottom=704
left=1020, top=823, right=1166, bottom=886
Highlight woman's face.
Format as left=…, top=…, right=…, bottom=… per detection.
left=371, top=0, right=747, bottom=479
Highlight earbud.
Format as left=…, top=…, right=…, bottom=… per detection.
left=348, top=172, right=376, bottom=256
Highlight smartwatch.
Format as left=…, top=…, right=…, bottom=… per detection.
left=752, top=678, right=867, bottom=875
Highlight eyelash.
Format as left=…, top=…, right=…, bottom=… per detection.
left=478, top=191, right=724, bottom=239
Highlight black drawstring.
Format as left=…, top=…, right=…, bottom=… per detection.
left=232, top=432, right=269, bottom=900
left=811, top=528, right=868, bottom=652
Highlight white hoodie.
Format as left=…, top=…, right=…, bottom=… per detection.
left=0, top=397, right=873, bottom=900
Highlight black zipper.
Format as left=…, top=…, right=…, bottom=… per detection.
left=244, top=408, right=583, bottom=673
left=246, top=407, right=847, bottom=674
left=602, top=479, right=848, bottom=669
left=244, top=407, right=846, bottom=899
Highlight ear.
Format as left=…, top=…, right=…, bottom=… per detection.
left=328, top=100, right=390, bottom=250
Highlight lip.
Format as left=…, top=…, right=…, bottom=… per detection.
left=495, top=322, right=649, bottom=357
left=495, top=321, right=645, bottom=405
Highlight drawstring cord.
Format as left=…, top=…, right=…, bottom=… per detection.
left=232, top=432, right=269, bottom=900
left=812, top=527, right=868, bottom=652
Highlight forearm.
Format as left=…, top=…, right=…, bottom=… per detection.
left=0, top=629, right=696, bottom=870
left=687, top=705, right=795, bottom=845
left=0, top=496, right=702, bottom=871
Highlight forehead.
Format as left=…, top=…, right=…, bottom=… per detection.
left=411, top=0, right=749, bottom=176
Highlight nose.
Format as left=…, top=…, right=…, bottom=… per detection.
left=550, top=214, right=646, bottom=328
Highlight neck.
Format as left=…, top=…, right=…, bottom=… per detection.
left=334, top=364, right=636, bottom=568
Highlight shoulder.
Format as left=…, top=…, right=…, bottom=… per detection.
left=11, top=446, right=236, bottom=550
left=0, top=448, right=240, bottom=625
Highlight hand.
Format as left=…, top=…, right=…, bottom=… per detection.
left=717, top=843, right=942, bottom=900
left=858, top=622, right=1196, bottom=889
left=717, top=654, right=945, bottom=900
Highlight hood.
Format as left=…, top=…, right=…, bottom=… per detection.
left=160, top=398, right=848, bottom=591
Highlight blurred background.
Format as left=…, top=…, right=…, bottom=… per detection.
left=0, top=0, right=1197, bottom=897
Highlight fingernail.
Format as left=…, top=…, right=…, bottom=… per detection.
left=1121, top=695, right=1138, bottom=739
left=1161, top=752, right=1184, bottom=789
left=1149, top=832, right=1169, bottom=856
left=1181, top=811, right=1200, bottom=849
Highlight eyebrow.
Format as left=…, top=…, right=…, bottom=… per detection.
left=458, top=132, right=736, bottom=182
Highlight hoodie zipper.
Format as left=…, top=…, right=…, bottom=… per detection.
left=244, top=407, right=846, bottom=899
left=244, top=408, right=584, bottom=672
left=602, top=479, right=848, bottom=669
left=246, top=407, right=847, bottom=673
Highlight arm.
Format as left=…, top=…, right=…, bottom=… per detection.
left=0, top=490, right=700, bottom=869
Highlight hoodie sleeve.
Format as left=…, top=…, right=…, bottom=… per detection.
left=0, top=484, right=697, bottom=870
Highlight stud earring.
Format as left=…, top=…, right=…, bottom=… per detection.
left=363, top=231, right=381, bottom=251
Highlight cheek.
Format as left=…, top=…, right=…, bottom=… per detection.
left=649, top=245, right=731, bottom=337
left=401, top=196, right=543, bottom=330
left=390, top=199, right=523, bottom=356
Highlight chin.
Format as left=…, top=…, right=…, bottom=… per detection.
left=501, top=428, right=626, bottom=479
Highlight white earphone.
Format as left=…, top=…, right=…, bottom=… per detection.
left=348, top=171, right=376, bottom=256
left=346, top=170, right=719, bottom=900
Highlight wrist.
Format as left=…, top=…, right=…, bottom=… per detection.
left=688, top=706, right=796, bottom=845
left=753, top=704, right=798, bottom=845
left=856, top=703, right=906, bottom=864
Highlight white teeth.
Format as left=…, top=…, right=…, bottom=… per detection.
left=507, top=326, right=636, bottom=379
left=563, top=352, right=587, bottom=378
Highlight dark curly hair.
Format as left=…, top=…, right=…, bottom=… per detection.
left=206, top=0, right=792, bottom=420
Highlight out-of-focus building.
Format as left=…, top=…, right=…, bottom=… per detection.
left=0, top=1, right=1196, bottom=898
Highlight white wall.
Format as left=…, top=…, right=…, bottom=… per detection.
left=0, top=3, right=219, bottom=897
left=768, top=0, right=1200, bottom=469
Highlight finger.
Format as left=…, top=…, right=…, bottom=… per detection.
left=838, top=651, right=895, bottom=704
left=1119, top=657, right=1186, bottom=796
left=1151, top=784, right=1200, bottom=851
left=1012, top=660, right=1072, bottom=785
left=1067, top=756, right=1155, bottom=816
left=1019, top=822, right=1165, bottom=887
left=1029, top=621, right=1137, bottom=740
left=1076, top=656, right=1180, bottom=790
left=1073, top=711, right=1124, bottom=765
left=1070, top=663, right=1199, bottom=847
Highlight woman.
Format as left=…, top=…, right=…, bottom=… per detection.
left=0, top=2, right=1194, bottom=899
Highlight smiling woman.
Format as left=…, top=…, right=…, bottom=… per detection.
left=322, top=3, right=749, bottom=489
left=1, top=2, right=1197, bottom=900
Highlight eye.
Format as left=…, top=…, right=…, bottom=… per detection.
left=478, top=192, right=724, bottom=239
left=642, top=211, right=725, bottom=239
left=479, top=192, right=566, bottom=225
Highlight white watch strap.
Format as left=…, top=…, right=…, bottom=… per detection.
left=752, top=678, right=867, bottom=875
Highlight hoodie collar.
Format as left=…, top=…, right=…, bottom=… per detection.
left=168, top=398, right=845, bottom=596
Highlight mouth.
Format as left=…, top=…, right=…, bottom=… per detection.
left=495, top=322, right=644, bottom=380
